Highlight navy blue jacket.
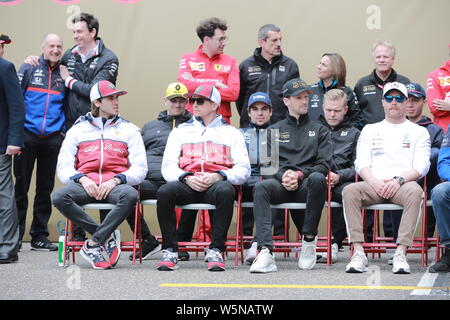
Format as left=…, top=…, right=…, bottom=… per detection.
left=0, top=58, right=25, bottom=154
left=17, top=55, right=65, bottom=136
left=415, top=116, right=444, bottom=151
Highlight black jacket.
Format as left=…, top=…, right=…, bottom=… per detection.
left=308, top=80, right=363, bottom=130
left=141, top=110, right=191, bottom=181
left=268, top=113, right=331, bottom=181
left=354, top=69, right=410, bottom=126
left=318, top=115, right=360, bottom=183
left=61, top=38, right=119, bottom=128
left=237, top=48, right=299, bottom=127
left=416, top=115, right=444, bottom=152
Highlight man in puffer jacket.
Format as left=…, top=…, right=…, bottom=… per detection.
left=52, top=81, right=147, bottom=270
left=317, top=89, right=360, bottom=263
left=156, top=84, right=250, bottom=272
left=126, top=82, right=195, bottom=262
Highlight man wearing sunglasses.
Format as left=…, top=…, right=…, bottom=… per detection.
left=343, top=82, right=431, bottom=274
left=126, top=82, right=196, bottom=262
left=177, top=17, right=240, bottom=124
left=156, top=84, right=250, bottom=272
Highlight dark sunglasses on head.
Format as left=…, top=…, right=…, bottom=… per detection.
left=384, top=95, right=406, bottom=103
left=189, top=98, right=207, bottom=105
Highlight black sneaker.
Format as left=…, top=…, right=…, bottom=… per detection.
left=178, top=251, right=190, bottom=261
left=429, top=258, right=450, bottom=273
left=31, top=238, right=58, bottom=251
left=129, top=237, right=161, bottom=261
left=73, top=232, right=87, bottom=242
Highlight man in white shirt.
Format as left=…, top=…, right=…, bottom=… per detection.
left=342, top=82, right=431, bottom=274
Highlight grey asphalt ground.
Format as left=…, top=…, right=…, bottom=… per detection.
left=0, top=243, right=448, bottom=302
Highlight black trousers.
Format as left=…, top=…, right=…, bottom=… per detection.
left=14, top=130, right=62, bottom=241
left=126, top=179, right=197, bottom=241
left=156, top=180, right=235, bottom=252
left=241, top=183, right=293, bottom=247
left=253, top=172, right=327, bottom=251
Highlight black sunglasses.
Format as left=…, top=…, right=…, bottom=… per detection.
left=189, top=98, right=207, bottom=105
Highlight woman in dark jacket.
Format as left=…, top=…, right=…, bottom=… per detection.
left=308, top=53, right=363, bottom=129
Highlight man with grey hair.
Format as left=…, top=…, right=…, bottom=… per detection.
left=14, top=34, right=66, bottom=251
left=237, top=24, right=300, bottom=128
left=354, top=41, right=410, bottom=126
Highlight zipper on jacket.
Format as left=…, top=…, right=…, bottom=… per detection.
left=41, top=66, right=52, bottom=135
left=201, top=136, right=207, bottom=173
left=99, top=127, right=105, bottom=185
left=271, top=68, right=277, bottom=86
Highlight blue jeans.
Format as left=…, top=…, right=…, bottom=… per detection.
left=431, top=182, right=450, bottom=247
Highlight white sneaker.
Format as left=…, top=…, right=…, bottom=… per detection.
left=298, top=236, right=317, bottom=270
left=244, top=242, right=258, bottom=265
left=346, top=251, right=368, bottom=273
left=249, top=248, right=277, bottom=273
left=392, top=252, right=410, bottom=274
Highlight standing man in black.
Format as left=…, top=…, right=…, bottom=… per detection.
left=237, top=24, right=300, bottom=236
left=237, top=24, right=300, bottom=128
left=354, top=41, right=410, bottom=126
left=0, top=33, right=25, bottom=263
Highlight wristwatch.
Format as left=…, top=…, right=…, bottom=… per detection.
left=393, top=176, right=405, bottom=186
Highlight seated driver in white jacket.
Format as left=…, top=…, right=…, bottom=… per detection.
left=52, top=80, right=147, bottom=270
left=156, top=84, right=250, bottom=272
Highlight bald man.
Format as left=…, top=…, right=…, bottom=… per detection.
left=14, top=34, right=66, bottom=251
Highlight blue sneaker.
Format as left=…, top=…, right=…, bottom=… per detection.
left=80, top=241, right=111, bottom=270
left=157, top=250, right=178, bottom=271
left=206, top=248, right=225, bottom=271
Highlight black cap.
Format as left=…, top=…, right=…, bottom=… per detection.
left=0, top=33, right=11, bottom=44
left=282, top=78, right=312, bottom=97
